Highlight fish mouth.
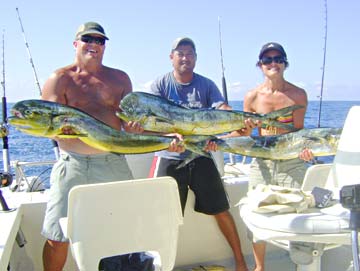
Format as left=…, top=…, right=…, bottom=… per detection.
left=10, top=109, right=25, bottom=119
left=8, top=116, right=49, bottom=131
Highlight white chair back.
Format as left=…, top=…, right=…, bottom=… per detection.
left=63, top=177, right=183, bottom=271
left=325, top=106, right=360, bottom=195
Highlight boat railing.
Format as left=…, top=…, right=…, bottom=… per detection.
left=10, top=160, right=56, bottom=192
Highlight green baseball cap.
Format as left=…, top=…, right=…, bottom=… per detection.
left=75, top=22, right=109, bottom=40
left=171, top=37, right=196, bottom=52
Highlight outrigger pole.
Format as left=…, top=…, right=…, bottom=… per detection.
left=16, top=7, right=60, bottom=160
left=317, top=0, right=328, bottom=128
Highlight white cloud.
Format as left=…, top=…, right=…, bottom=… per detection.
left=134, top=80, right=154, bottom=92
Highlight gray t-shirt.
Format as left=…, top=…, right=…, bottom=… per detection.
left=150, top=72, right=225, bottom=160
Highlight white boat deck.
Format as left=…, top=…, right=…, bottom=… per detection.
left=0, top=207, right=22, bottom=271
left=0, top=154, right=356, bottom=271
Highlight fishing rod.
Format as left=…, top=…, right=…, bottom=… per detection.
left=1, top=30, right=12, bottom=181
left=16, top=7, right=60, bottom=160
left=317, top=0, right=328, bottom=128
left=218, top=16, right=228, bottom=104
left=16, top=7, right=42, bottom=94
left=217, top=17, right=237, bottom=165
left=0, top=31, right=26, bottom=252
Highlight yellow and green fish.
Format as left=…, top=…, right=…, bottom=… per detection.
left=117, top=92, right=302, bottom=136
left=8, top=99, right=180, bottom=154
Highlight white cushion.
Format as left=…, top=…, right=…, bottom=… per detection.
left=240, top=203, right=349, bottom=234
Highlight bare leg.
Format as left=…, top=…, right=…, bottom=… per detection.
left=43, top=239, right=69, bottom=271
left=252, top=242, right=266, bottom=271
left=215, top=210, right=248, bottom=271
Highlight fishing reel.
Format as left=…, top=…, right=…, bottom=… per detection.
left=0, top=171, right=12, bottom=188
left=340, top=184, right=360, bottom=210
left=340, top=184, right=360, bottom=271
left=0, top=172, right=13, bottom=212
left=0, top=123, right=9, bottom=138
left=340, top=184, right=360, bottom=230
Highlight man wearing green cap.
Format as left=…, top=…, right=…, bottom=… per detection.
left=40, top=22, right=181, bottom=271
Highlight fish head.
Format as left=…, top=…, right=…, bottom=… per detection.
left=8, top=99, right=85, bottom=138
left=9, top=99, right=55, bottom=136
left=325, top=128, right=342, bottom=150
left=305, top=128, right=342, bottom=155
left=119, top=92, right=142, bottom=117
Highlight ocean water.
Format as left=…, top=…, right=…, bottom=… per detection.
left=1, top=100, right=359, bottom=188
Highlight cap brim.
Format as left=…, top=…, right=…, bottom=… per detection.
left=78, top=31, right=109, bottom=40
left=259, top=48, right=286, bottom=59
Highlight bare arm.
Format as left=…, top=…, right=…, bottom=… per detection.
left=41, top=71, right=68, bottom=103
left=292, top=88, right=308, bottom=130
left=221, top=90, right=258, bottom=138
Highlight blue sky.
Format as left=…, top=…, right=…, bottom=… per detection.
left=1, top=0, right=359, bottom=102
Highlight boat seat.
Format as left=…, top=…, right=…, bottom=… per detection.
left=59, top=176, right=183, bottom=271
left=239, top=106, right=360, bottom=271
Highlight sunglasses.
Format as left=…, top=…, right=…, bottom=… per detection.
left=260, top=55, right=286, bottom=65
left=80, top=35, right=106, bottom=45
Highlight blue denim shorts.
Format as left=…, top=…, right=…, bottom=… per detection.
left=41, top=151, right=133, bottom=242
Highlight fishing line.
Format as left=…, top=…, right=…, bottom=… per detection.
left=16, top=7, right=60, bottom=160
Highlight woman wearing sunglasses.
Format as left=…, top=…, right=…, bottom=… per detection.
left=228, top=42, right=314, bottom=271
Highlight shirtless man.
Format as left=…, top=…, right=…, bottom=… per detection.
left=230, top=42, right=313, bottom=271
left=41, top=22, right=180, bottom=271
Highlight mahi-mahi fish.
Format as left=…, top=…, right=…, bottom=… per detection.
left=117, top=91, right=303, bottom=136
left=8, top=99, right=181, bottom=154
left=185, top=128, right=341, bottom=160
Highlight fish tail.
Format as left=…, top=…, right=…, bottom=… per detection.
left=262, top=105, right=304, bottom=131
left=176, top=152, right=199, bottom=169
left=183, top=136, right=215, bottom=157
left=184, top=142, right=210, bottom=157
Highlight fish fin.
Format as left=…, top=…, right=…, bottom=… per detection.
left=179, top=136, right=218, bottom=169
left=185, top=143, right=210, bottom=157
left=152, top=115, right=175, bottom=125
left=260, top=122, right=298, bottom=131
left=303, top=136, right=321, bottom=141
left=176, top=153, right=198, bottom=169
left=117, top=110, right=175, bottom=126
left=183, top=136, right=214, bottom=157
left=115, top=111, right=131, bottom=122
left=56, top=133, right=88, bottom=139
